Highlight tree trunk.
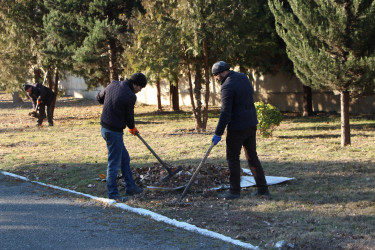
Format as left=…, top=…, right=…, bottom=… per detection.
left=187, top=65, right=197, bottom=116
left=302, top=85, right=313, bottom=116
left=169, top=81, right=179, bottom=111
left=34, top=68, right=42, bottom=84
left=54, top=69, right=59, bottom=94
left=108, top=39, right=118, bottom=81
left=51, top=68, right=59, bottom=116
left=340, top=90, right=351, bottom=146
left=185, top=54, right=197, bottom=119
left=194, top=64, right=204, bottom=131
left=202, top=41, right=210, bottom=130
left=12, top=92, right=24, bottom=104
left=156, top=78, right=162, bottom=111
left=47, top=69, right=53, bottom=89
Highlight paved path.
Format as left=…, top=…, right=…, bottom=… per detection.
left=0, top=174, right=243, bottom=250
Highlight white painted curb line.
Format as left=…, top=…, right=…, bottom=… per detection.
left=1, top=170, right=258, bottom=249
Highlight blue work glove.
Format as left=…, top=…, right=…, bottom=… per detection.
left=212, top=134, right=221, bottom=145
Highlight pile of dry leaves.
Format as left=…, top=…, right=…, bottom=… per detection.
left=113, top=164, right=247, bottom=191
left=134, top=163, right=230, bottom=190
left=97, top=164, right=249, bottom=191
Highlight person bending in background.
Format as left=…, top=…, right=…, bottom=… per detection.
left=24, top=83, right=55, bottom=127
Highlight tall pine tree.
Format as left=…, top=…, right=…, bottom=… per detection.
left=0, top=12, right=33, bottom=100
left=0, top=0, right=48, bottom=100
left=46, top=0, right=145, bottom=88
left=126, top=0, right=182, bottom=111
left=269, top=0, right=375, bottom=146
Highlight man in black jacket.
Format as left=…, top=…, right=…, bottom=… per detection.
left=96, top=73, right=147, bottom=202
left=211, top=61, right=270, bottom=200
left=24, top=83, right=55, bottom=126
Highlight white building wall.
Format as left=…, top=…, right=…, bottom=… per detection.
left=60, top=75, right=221, bottom=107
left=59, top=73, right=375, bottom=114
left=60, top=75, right=104, bottom=100
left=135, top=78, right=220, bottom=107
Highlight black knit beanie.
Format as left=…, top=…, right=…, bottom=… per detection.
left=23, top=84, right=32, bottom=91
left=129, top=73, right=147, bottom=88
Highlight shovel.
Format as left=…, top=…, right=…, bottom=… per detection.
left=28, top=103, right=40, bottom=118
left=28, top=71, right=47, bottom=118
left=136, top=132, right=182, bottom=182
left=178, top=141, right=215, bottom=203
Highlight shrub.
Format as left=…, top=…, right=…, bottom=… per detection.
left=255, top=102, right=283, bottom=137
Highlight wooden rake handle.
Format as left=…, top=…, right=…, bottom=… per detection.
left=178, top=142, right=215, bottom=202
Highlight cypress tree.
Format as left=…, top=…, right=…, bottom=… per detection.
left=269, top=0, right=375, bottom=146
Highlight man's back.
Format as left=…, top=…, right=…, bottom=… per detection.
left=99, top=80, right=136, bottom=132
left=215, top=71, right=258, bottom=135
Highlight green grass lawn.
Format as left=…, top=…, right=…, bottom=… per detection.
left=1, top=92, right=374, bottom=249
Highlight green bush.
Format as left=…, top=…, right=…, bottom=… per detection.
left=255, top=102, right=283, bottom=138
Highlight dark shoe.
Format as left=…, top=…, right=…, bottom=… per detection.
left=48, top=122, right=53, bottom=126
left=126, top=186, right=143, bottom=196
left=114, top=196, right=128, bottom=203
left=251, top=189, right=271, bottom=198
left=218, top=191, right=240, bottom=200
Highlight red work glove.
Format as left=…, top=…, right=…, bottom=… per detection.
left=129, top=127, right=139, bottom=136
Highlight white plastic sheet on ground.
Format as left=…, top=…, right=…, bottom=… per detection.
left=241, top=168, right=295, bottom=187
left=147, top=168, right=295, bottom=191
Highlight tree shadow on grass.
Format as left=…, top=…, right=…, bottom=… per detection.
left=286, top=123, right=375, bottom=132
left=277, top=133, right=374, bottom=139
left=4, top=153, right=375, bottom=249
left=242, top=209, right=375, bottom=249
left=0, top=100, right=31, bottom=109
left=145, top=157, right=375, bottom=205
left=54, top=97, right=99, bottom=108
left=277, top=134, right=341, bottom=139
left=281, top=112, right=339, bottom=122
left=136, top=120, right=164, bottom=125
left=8, top=157, right=375, bottom=206
left=0, top=95, right=99, bottom=109
left=135, top=108, right=221, bottom=120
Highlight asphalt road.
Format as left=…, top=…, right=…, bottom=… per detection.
left=0, top=173, right=244, bottom=250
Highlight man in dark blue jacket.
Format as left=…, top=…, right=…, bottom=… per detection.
left=211, top=61, right=270, bottom=200
left=24, top=83, right=55, bottom=126
left=97, top=73, right=147, bottom=202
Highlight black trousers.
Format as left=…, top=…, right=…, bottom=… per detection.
left=226, top=126, right=268, bottom=194
left=37, top=97, right=55, bottom=125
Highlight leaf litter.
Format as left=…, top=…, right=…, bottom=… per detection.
left=97, top=163, right=249, bottom=192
